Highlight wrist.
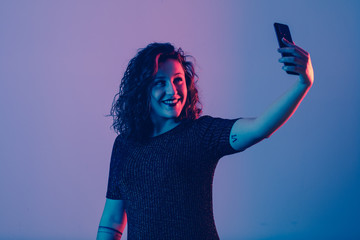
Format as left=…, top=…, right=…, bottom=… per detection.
left=97, top=226, right=122, bottom=240
left=298, top=77, right=313, bottom=89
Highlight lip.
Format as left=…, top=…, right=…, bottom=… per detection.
left=161, top=98, right=182, bottom=107
left=162, top=97, right=182, bottom=103
left=162, top=97, right=181, bottom=101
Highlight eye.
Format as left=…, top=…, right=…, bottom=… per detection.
left=174, top=77, right=183, bottom=83
left=154, top=80, right=165, bottom=86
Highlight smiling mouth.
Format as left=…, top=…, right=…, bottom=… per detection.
left=162, top=98, right=181, bottom=107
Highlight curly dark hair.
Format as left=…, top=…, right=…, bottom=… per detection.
left=109, top=42, right=202, bottom=141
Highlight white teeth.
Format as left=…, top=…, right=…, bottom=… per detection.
left=163, top=99, right=180, bottom=104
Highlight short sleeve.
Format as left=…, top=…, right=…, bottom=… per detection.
left=197, top=115, right=242, bottom=159
left=105, top=135, right=125, bottom=200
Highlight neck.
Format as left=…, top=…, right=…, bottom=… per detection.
left=150, top=118, right=180, bottom=137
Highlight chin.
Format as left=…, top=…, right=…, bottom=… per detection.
left=163, top=111, right=181, bottom=119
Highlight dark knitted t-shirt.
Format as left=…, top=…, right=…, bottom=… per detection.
left=106, top=115, right=241, bottom=239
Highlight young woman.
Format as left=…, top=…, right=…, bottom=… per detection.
left=97, top=40, right=314, bottom=240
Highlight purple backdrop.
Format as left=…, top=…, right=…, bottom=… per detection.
left=0, top=1, right=359, bottom=239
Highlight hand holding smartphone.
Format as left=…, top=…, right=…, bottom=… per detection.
left=274, top=22, right=299, bottom=75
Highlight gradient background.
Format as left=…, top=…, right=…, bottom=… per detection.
left=1, top=1, right=359, bottom=239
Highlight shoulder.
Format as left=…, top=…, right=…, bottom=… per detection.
left=189, top=115, right=240, bottom=139
left=184, top=115, right=212, bottom=131
left=196, top=115, right=213, bottom=121
left=111, top=134, right=133, bottom=154
left=192, top=115, right=217, bottom=126
left=113, top=134, right=126, bottom=148
left=109, top=135, right=133, bottom=166
left=194, top=115, right=239, bottom=128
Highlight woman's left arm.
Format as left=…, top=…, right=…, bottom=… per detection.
left=230, top=38, right=314, bottom=152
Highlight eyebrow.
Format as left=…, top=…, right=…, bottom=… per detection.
left=155, top=73, right=184, bottom=79
left=154, top=76, right=166, bottom=80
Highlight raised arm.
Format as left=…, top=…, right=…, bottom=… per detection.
left=230, top=38, right=314, bottom=152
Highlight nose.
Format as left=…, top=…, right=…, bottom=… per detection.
left=165, top=81, right=177, bottom=95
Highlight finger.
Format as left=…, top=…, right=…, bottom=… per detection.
left=282, top=37, right=295, bottom=46
left=281, top=38, right=309, bottom=57
left=278, top=47, right=308, bottom=60
left=279, top=56, right=306, bottom=67
left=293, top=44, right=309, bottom=57
left=278, top=47, right=303, bottom=58
left=282, top=65, right=306, bottom=74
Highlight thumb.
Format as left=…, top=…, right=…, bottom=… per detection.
left=282, top=37, right=295, bottom=46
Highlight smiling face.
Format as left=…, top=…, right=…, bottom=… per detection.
left=149, top=59, right=188, bottom=126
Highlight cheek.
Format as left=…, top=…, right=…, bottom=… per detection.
left=151, top=88, right=162, bottom=101
left=182, top=85, right=188, bottom=99
left=149, top=91, right=159, bottom=110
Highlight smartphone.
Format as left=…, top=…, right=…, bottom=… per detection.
left=274, top=22, right=299, bottom=75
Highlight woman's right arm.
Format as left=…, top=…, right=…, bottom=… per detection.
left=97, top=198, right=128, bottom=240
